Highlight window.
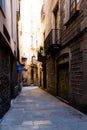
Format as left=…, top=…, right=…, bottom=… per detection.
left=70, top=0, right=80, bottom=17
left=64, top=0, right=80, bottom=23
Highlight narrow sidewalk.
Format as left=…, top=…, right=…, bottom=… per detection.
left=0, top=86, right=87, bottom=130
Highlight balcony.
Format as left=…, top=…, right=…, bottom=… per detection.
left=38, top=52, right=46, bottom=62
left=44, top=29, right=61, bottom=55
left=37, top=46, right=46, bottom=62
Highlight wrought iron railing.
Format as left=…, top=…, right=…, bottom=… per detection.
left=44, top=29, right=60, bottom=53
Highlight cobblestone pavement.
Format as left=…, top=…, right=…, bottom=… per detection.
left=0, top=86, right=87, bottom=130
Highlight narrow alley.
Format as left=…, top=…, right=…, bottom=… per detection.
left=0, top=86, right=87, bottom=130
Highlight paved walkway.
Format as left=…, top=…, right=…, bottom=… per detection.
left=0, top=86, right=87, bottom=130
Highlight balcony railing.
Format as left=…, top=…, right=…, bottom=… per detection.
left=38, top=52, right=46, bottom=63
left=44, top=29, right=60, bottom=54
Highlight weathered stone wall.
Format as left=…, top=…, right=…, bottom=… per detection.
left=0, top=44, right=10, bottom=118
left=69, top=31, right=87, bottom=113
left=34, top=67, right=38, bottom=86
left=59, top=0, right=87, bottom=112
left=69, top=39, right=83, bottom=105
left=44, top=0, right=59, bottom=38
left=60, top=0, right=87, bottom=45
left=43, top=0, right=87, bottom=112
left=44, top=0, right=59, bottom=95
left=26, top=65, right=38, bottom=86
left=46, top=56, right=56, bottom=95
left=38, top=66, right=43, bottom=88
left=10, top=58, right=18, bottom=99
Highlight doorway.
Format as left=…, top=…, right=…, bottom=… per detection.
left=57, top=63, right=69, bottom=101
left=31, top=68, right=34, bottom=84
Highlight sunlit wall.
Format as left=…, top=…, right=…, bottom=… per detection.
left=19, top=0, right=43, bottom=65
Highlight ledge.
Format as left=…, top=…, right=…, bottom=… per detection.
left=65, top=10, right=79, bottom=27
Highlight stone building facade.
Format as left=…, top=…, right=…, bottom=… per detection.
left=37, top=0, right=47, bottom=89
left=18, top=0, right=43, bottom=86
left=0, top=0, right=19, bottom=118
left=42, top=0, right=87, bottom=113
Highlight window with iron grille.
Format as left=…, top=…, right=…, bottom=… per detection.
left=70, top=0, right=80, bottom=17
left=64, top=0, right=80, bottom=24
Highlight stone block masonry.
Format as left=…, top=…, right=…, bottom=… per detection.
left=0, top=44, right=11, bottom=118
